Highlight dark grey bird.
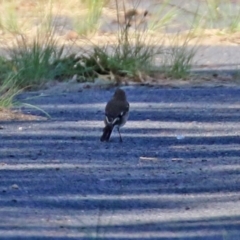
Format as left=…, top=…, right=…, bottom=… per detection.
left=100, top=88, right=129, bottom=142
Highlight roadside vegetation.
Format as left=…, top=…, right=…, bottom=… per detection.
left=0, top=0, right=240, bottom=109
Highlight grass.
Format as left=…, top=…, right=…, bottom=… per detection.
left=7, top=33, right=62, bottom=89
left=74, top=0, right=166, bottom=82
left=0, top=1, right=21, bottom=33
left=223, top=2, right=240, bottom=33
left=0, top=75, right=19, bottom=109
left=162, top=44, right=196, bottom=79
left=148, top=0, right=178, bottom=32
left=178, top=0, right=240, bottom=33
left=205, top=0, right=240, bottom=32
left=0, top=0, right=240, bottom=111
left=158, top=32, right=197, bottom=79
left=73, top=0, right=107, bottom=36
left=78, top=4, right=161, bottom=83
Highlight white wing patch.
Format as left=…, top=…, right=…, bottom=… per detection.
left=112, top=117, right=120, bottom=125
left=105, top=116, right=112, bottom=124
left=105, top=116, right=120, bottom=125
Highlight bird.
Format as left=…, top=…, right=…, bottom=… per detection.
left=100, top=88, right=129, bottom=142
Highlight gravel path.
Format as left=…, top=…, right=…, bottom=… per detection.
left=1, top=86, right=240, bottom=240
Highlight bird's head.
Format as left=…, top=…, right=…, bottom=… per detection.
left=113, top=88, right=127, bottom=101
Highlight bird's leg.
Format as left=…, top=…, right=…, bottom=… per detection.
left=117, top=127, right=123, bottom=142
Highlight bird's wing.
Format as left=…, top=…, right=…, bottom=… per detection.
left=105, top=100, right=129, bottom=125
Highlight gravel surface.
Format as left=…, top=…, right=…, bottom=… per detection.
left=1, top=86, right=240, bottom=240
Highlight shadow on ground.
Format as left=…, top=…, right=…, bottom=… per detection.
left=0, top=87, right=240, bottom=239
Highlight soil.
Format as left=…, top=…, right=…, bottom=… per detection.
left=0, top=108, right=46, bottom=121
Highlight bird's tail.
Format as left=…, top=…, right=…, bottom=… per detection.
left=100, top=125, right=113, bottom=142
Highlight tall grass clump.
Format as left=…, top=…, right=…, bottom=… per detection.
left=0, top=75, right=19, bottom=109
left=73, top=0, right=107, bottom=36
left=7, top=32, right=64, bottom=89
left=161, top=33, right=197, bottom=79
left=80, top=0, right=164, bottom=82
left=0, top=74, right=52, bottom=119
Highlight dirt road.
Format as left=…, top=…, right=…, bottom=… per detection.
left=0, top=86, right=240, bottom=239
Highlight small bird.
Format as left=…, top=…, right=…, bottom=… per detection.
left=100, top=88, right=129, bottom=142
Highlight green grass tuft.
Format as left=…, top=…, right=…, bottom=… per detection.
left=0, top=75, right=19, bottom=109
left=161, top=34, right=197, bottom=79
left=7, top=33, right=64, bottom=89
